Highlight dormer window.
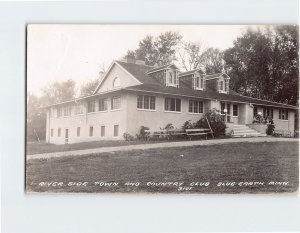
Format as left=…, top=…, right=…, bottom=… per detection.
left=165, top=70, right=179, bottom=87
left=218, top=78, right=229, bottom=93
left=193, top=75, right=205, bottom=90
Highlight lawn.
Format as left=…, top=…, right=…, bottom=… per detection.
left=26, top=139, right=168, bottom=155
left=26, top=141, right=299, bottom=194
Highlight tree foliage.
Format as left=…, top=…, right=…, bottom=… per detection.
left=41, top=79, right=76, bottom=105
left=202, top=48, right=225, bottom=74
left=224, top=25, right=298, bottom=105
left=125, top=31, right=182, bottom=66
left=80, top=78, right=100, bottom=96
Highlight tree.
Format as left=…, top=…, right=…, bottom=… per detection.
left=223, top=26, right=298, bottom=105
left=125, top=31, right=182, bottom=66
left=178, top=41, right=207, bottom=71
left=80, top=78, right=100, bottom=96
left=202, top=48, right=225, bottom=74
left=41, top=79, right=76, bottom=105
left=27, top=93, right=46, bottom=141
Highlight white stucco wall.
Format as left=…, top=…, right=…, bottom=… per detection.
left=48, top=92, right=127, bottom=144
left=125, top=92, right=209, bottom=135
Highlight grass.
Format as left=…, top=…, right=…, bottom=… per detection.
left=26, top=141, right=299, bottom=194
left=26, top=139, right=168, bottom=155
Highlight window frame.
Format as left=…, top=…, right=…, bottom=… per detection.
left=58, top=128, right=61, bottom=137
left=188, top=100, right=204, bottom=114
left=99, top=98, right=108, bottom=112
left=279, top=109, right=288, bottom=120
left=51, top=128, right=54, bottom=137
left=164, top=97, right=181, bottom=112
left=87, top=100, right=96, bottom=113
left=111, top=96, right=121, bottom=110
left=113, top=125, right=119, bottom=137
left=101, top=125, right=105, bottom=137
left=137, top=95, right=156, bottom=110
left=89, top=126, right=94, bottom=137
left=75, top=103, right=84, bottom=115
left=112, top=77, right=121, bottom=88
left=77, top=127, right=80, bottom=137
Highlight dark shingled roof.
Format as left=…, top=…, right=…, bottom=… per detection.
left=116, top=61, right=297, bottom=109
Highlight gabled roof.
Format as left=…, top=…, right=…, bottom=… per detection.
left=204, top=73, right=230, bottom=80
left=50, top=61, right=297, bottom=109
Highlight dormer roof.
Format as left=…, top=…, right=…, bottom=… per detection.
left=204, top=73, right=230, bottom=80
left=146, top=64, right=179, bottom=74
left=179, top=69, right=203, bottom=78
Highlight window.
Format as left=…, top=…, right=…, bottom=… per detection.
left=57, top=107, right=62, bottom=118
left=189, top=100, right=203, bottom=113
left=58, top=128, right=61, bottom=137
left=101, top=126, right=105, bottom=137
left=137, top=95, right=156, bottom=110
left=89, top=126, right=93, bottom=136
left=51, top=129, right=53, bottom=137
left=279, top=109, right=288, bottom=120
left=88, top=100, right=96, bottom=113
left=233, top=104, right=238, bottom=116
left=165, top=97, right=181, bottom=112
left=77, top=127, right=80, bottom=137
left=112, top=77, right=121, bottom=88
left=114, top=125, right=119, bottom=137
left=99, top=98, right=108, bottom=111
left=221, top=102, right=226, bottom=114
left=219, top=80, right=224, bottom=91
left=75, top=103, right=84, bottom=115
left=111, top=96, right=121, bottom=110
left=194, top=76, right=204, bottom=90
left=263, top=107, right=273, bottom=119
left=227, top=103, right=231, bottom=115
left=166, top=70, right=179, bottom=87
left=63, top=105, right=72, bottom=116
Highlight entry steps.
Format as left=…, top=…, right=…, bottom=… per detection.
left=232, top=125, right=267, bottom=137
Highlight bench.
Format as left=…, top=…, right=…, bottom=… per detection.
left=165, top=129, right=187, bottom=140
left=185, top=128, right=213, bottom=140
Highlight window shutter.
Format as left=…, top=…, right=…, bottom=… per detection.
left=202, top=77, right=206, bottom=90
left=216, top=80, right=220, bottom=92
left=175, top=71, right=179, bottom=88
left=164, top=70, right=167, bottom=86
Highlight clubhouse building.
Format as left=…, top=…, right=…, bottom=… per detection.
left=45, top=59, right=297, bottom=144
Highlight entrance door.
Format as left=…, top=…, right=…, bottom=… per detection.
left=221, top=102, right=231, bottom=122
left=65, top=129, right=69, bottom=144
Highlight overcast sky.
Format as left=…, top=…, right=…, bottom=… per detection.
left=27, top=24, right=259, bottom=96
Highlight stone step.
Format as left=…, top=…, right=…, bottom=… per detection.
left=233, top=129, right=258, bottom=134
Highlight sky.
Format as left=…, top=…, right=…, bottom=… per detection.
left=27, top=24, right=259, bottom=96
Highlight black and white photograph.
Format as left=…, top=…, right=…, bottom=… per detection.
left=26, top=24, right=299, bottom=194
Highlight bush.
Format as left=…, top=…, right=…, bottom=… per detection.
left=252, top=114, right=267, bottom=124
left=123, top=132, right=135, bottom=141
left=161, top=123, right=175, bottom=131
left=136, top=126, right=150, bottom=140
left=182, top=120, right=195, bottom=130
left=266, top=120, right=275, bottom=135
left=194, top=108, right=226, bottom=137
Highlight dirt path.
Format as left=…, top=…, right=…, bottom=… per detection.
left=27, top=137, right=298, bottom=160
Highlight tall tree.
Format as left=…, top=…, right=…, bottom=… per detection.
left=224, top=26, right=298, bottom=105
left=202, top=48, right=225, bottom=74
left=178, top=41, right=206, bottom=71
left=125, top=31, right=182, bottom=66
left=80, top=78, right=100, bottom=96
left=40, top=79, right=76, bottom=105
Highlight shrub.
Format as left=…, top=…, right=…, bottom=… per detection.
left=123, top=132, right=135, bottom=141
left=266, top=119, right=275, bottom=135
left=252, top=114, right=267, bottom=124
left=194, top=108, right=226, bottom=137
left=136, top=126, right=150, bottom=140
left=182, top=120, right=195, bottom=130
left=162, top=123, right=175, bottom=131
